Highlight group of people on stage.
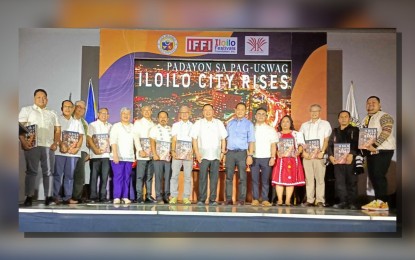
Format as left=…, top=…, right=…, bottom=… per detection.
left=19, top=89, right=396, bottom=211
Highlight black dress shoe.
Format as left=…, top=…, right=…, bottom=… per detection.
left=209, top=201, right=218, bottom=206
left=145, top=196, right=157, bottom=203
left=62, top=199, right=78, bottom=205
left=301, top=202, right=314, bottom=207
left=316, top=202, right=325, bottom=208
left=348, top=204, right=358, bottom=210
left=225, top=200, right=233, bottom=205
left=24, top=196, right=32, bottom=207
left=333, top=202, right=348, bottom=209
left=237, top=201, right=245, bottom=206
left=45, top=196, right=56, bottom=206
left=137, top=197, right=144, bottom=204
left=99, top=199, right=111, bottom=203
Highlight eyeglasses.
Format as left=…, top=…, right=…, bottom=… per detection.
left=99, top=112, right=109, bottom=115
left=63, top=105, right=73, bottom=108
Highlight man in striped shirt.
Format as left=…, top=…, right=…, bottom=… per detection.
left=361, top=96, right=395, bottom=211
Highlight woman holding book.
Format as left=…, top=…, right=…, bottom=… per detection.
left=109, top=107, right=135, bottom=204
left=271, top=115, right=305, bottom=206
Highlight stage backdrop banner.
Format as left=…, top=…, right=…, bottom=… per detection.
left=99, top=30, right=327, bottom=127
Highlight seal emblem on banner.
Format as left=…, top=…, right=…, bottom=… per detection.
left=158, top=34, right=178, bottom=55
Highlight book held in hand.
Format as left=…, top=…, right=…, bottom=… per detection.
left=176, top=140, right=193, bottom=160
left=304, top=139, right=320, bottom=159
left=139, top=138, right=152, bottom=157
left=278, top=138, right=295, bottom=157
left=156, top=140, right=171, bottom=161
left=334, top=143, right=350, bottom=164
left=92, top=133, right=110, bottom=153
left=358, top=128, right=377, bottom=149
left=61, top=130, right=80, bottom=153
left=25, top=124, right=37, bottom=148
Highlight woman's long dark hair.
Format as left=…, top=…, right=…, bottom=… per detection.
left=277, top=115, right=295, bottom=132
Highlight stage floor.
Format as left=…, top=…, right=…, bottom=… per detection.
left=19, top=201, right=397, bottom=233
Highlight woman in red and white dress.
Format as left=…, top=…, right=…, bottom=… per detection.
left=271, top=115, right=305, bottom=206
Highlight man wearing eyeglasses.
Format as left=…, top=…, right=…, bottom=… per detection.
left=169, top=106, right=193, bottom=205
left=87, top=108, right=112, bottom=203
left=133, top=105, right=156, bottom=203
left=53, top=100, right=84, bottom=205
left=250, top=108, right=277, bottom=207
left=299, top=104, right=332, bottom=208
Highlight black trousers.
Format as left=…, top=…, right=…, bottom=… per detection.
left=89, top=158, right=111, bottom=200
left=198, top=159, right=220, bottom=202
left=72, top=151, right=87, bottom=200
left=334, top=163, right=357, bottom=204
left=366, top=150, right=394, bottom=202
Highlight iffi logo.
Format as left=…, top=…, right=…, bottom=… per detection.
left=158, top=34, right=178, bottom=55
left=245, top=36, right=269, bottom=56
left=186, top=38, right=213, bottom=53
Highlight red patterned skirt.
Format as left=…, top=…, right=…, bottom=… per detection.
left=271, top=156, right=305, bottom=186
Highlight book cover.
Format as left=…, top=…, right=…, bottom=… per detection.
left=25, top=124, right=37, bottom=148
left=139, top=138, right=152, bottom=157
left=358, top=128, right=377, bottom=149
left=61, top=130, right=80, bottom=153
left=92, top=133, right=110, bottom=153
left=278, top=138, right=295, bottom=157
left=176, top=140, right=193, bottom=160
left=334, top=143, right=350, bottom=164
left=156, top=140, right=171, bottom=161
left=304, top=139, right=320, bottom=159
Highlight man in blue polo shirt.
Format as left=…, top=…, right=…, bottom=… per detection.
left=225, top=103, right=255, bottom=205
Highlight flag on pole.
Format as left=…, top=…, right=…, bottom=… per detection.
left=346, top=81, right=374, bottom=195
left=85, top=79, right=97, bottom=124
left=345, top=81, right=360, bottom=127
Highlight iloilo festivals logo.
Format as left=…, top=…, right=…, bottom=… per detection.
left=158, top=34, right=178, bottom=55
left=185, top=37, right=237, bottom=54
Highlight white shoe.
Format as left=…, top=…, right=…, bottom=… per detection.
left=113, top=198, right=121, bottom=204
left=122, top=198, right=131, bottom=204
